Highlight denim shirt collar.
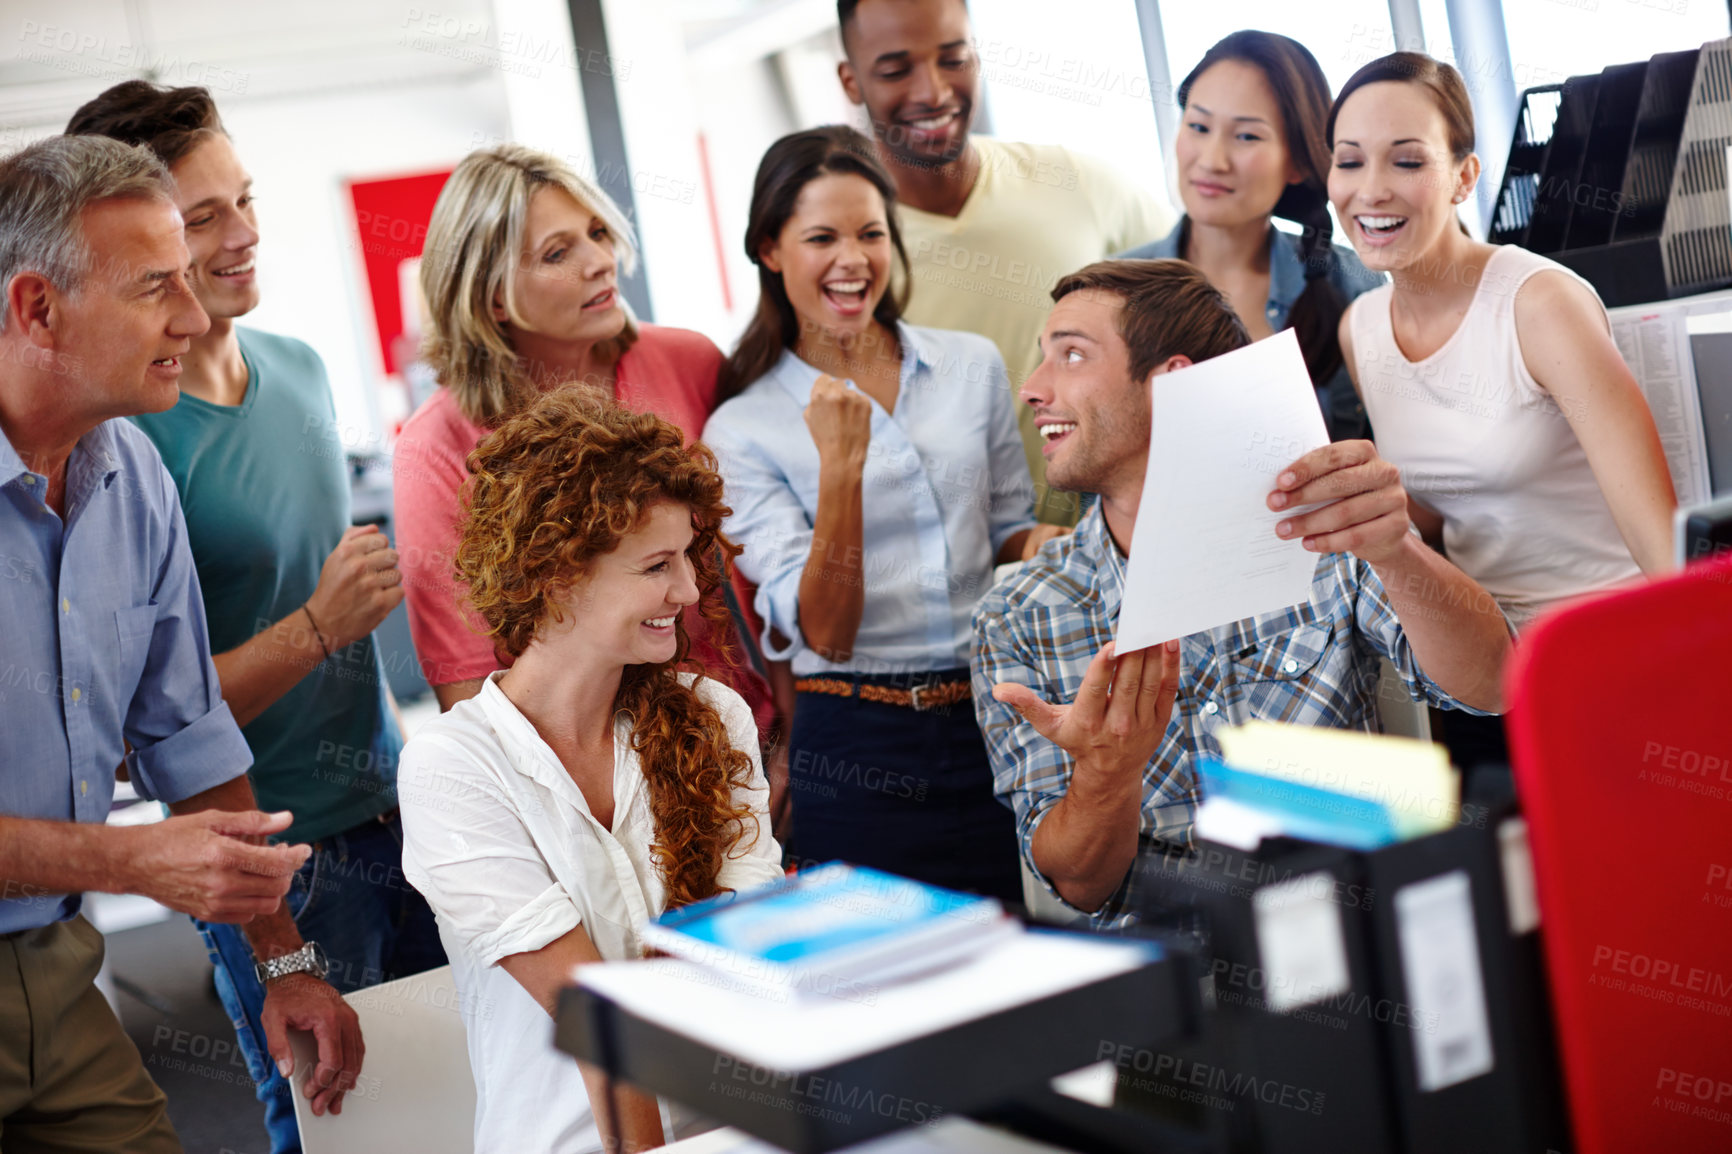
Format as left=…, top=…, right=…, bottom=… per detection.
left=1141, top=220, right=1308, bottom=333
left=1266, top=229, right=1309, bottom=332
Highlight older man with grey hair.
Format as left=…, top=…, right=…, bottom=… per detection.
left=0, top=135, right=321, bottom=1151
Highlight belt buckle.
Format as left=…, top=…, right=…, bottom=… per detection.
left=909, top=683, right=929, bottom=712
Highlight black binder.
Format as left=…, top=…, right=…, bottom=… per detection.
left=1125, top=839, right=1400, bottom=1154
left=1128, top=797, right=1570, bottom=1154
left=1358, top=807, right=1527, bottom=1154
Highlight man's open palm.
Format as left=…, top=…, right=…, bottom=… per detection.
left=993, top=640, right=1181, bottom=781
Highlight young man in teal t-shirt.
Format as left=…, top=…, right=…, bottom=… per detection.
left=71, top=84, right=444, bottom=1151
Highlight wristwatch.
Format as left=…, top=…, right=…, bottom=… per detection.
left=254, top=941, right=329, bottom=985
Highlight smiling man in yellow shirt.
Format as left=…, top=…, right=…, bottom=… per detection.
left=838, top=0, right=1176, bottom=524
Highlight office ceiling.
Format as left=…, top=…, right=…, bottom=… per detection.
left=0, top=0, right=497, bottom=130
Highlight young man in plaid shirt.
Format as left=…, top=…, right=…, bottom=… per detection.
left=971, top=259, right=1511, bottom=928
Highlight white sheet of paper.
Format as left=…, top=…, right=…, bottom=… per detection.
left=1115, top=328, right=1331, bottom=652
left=576, top=932, right=1150, bottom=1073
left=1609, top=302, right=1712, bottom=507
left=1193, top=795, right=1285, bottom=851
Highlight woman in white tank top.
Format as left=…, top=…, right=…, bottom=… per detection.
left=1324, top=53, right=1677, bottom=633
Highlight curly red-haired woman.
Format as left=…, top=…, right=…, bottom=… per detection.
left=399, top=390, right=782, bottom=1154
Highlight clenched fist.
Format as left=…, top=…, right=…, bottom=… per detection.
left=804, top=374, right=874, bottom=473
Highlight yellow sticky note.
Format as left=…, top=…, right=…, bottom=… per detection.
left=1216, top=721, right=1459, bottom=836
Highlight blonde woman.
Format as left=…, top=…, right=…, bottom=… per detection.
left=394, top=144, right=775, bottom=741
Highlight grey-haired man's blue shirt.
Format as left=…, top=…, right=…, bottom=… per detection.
left=0, top=417, right=250, bottom=932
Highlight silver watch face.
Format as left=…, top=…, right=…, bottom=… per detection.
left=306, top=941, right=329, bottom=980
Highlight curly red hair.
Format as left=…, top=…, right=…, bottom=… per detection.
left=456, top=389, right=760, bottom=910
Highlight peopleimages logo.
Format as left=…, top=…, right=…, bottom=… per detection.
left=1591, top=945, right=1732, bottom=995
left=1589, top=945, right=1732, bottom=1018
left=17, top=20, right=249, bottom=92
left=708, top=1056, right=944, bottom=1125
left=1654, top=1067, right=1732, bottom=1129
left=1098, top=1042, right=1327, bottom=1115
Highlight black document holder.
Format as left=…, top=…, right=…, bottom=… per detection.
left=1365, top=790, right=1568, bottom=1154
left=1361, top=814, right=1528, bottom=1154
left=1125, top=839, right=1400, bottom=1154
left=1129, top=803, right=1569, bottom=1154
left=553, top=939, right=1194, bottom=1154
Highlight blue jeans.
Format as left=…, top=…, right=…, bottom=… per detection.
left=198, top=811, right=446, bottom=1154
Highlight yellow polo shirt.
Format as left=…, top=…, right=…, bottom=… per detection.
left=896, top=137, right=1175, bottom=523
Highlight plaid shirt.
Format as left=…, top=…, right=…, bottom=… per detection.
left=970, top=501, right=1485, bottom=929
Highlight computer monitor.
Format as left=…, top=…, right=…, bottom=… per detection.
left=1673, top=493, right=1732, bottom=567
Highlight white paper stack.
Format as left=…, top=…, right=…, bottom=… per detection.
left=576, top=932, right=1155, bottom=1074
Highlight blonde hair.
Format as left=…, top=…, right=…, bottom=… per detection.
left=420, top=143, right=640, bottom=426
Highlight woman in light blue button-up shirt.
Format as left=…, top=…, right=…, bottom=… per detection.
left=704, top=126, right=1056, bottom=902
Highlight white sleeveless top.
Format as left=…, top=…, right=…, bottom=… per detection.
left=1350, top=245, right=1640, bottom=628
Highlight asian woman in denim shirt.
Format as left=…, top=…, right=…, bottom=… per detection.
left=1122, top=31, right=1384, bottom=440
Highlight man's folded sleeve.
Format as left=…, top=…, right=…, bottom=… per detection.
left=1351, top=557, right=1503, bottom=716
left=970, top=589, right=1078, bottom=903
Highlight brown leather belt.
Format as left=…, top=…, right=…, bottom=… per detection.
left=795, top=677, right=972, bottom=712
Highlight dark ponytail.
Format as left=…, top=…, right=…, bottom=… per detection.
left=718, top=126, right=910, bottom=402
left=1275, top=182, right=1347, bottom=387
left=1178, top=31, right=1345, bottom=386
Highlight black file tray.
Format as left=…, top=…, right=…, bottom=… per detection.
left=1525, top=74, right=1601, bottom=256
left=1610, top=49, right=1699, bottom=242
left=1493, top=48, right=1705, bottom=306
left=1488, top=85, right=1564, bottom=247
left=1359, top=814, right=1533, bottom=1154
left=553, top=940, right=1192, bottom=1154
left=1131, top=801, right=1569, bottom=1154
left=1562, top=62, right=1648, bottom=251
left=1126, top=839, right=1400, bottom=1154
left=1551, top=50, right=1699, bottom=306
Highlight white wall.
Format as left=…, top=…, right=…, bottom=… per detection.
left=600, top=0, right=737, bottom=347
left=968, top=0, right=1169, bottom=207
left=0, top=0, right=512, bottom=449
left=228, top=75, right=510, bottom=449
left=689, top=53, right=814, bottom=342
